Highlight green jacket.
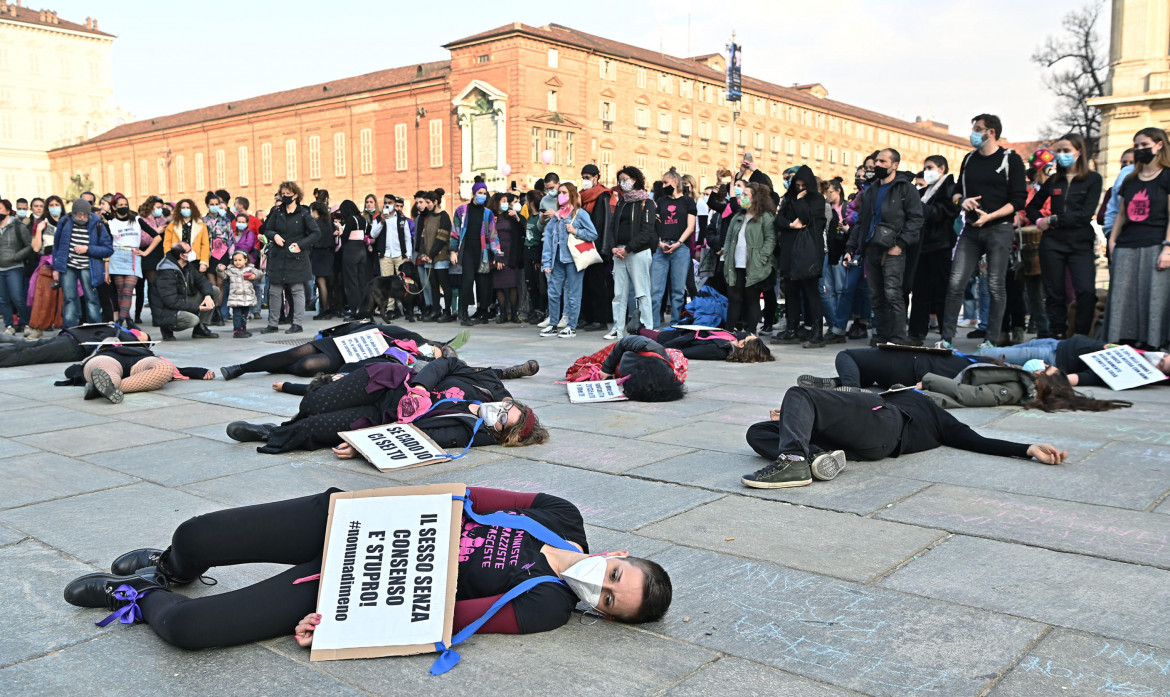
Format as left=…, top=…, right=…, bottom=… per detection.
left=920, top=364, right=1037, bottom=408
left=723, top=210, right=775, bottom=288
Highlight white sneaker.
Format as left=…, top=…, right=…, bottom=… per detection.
left=557, top=327, right=576, bottom=338
left=25, top=328, right=43, bottom=340
left=3, top=326, right=14, bottom=335
left=557, top=316, right=568, bottom=329
left=602, top=329, right=620, bottom=341
left=536, top=316, right=551, bottom=329
left=539, top=325, right=558, bottom=337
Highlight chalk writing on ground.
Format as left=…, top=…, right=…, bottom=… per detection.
left=1014, top=639, right=1170, bottom=694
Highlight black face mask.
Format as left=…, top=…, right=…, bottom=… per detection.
left=115, top=206, right=130, bottom=218
left=855, top=177, right=865, bottom=189
left=863, top=170, right=876, bottom=181
left=1134, top=147, right=1156, bottom=164
left=706, top=193, right=723, bottom=211
left=281, top=195, right=294, bottom=206
left=872, top=166, right=890, bottom=180
left=661, top=185, right=675, bottom=197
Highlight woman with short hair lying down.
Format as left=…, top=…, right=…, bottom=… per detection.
left=742, top=386, right=1068, bottom=489
left=218, top=320, right=469, bottom=380
left=567, top=335, right=687, bottom=402
left=637, top=327, right=774, bottom=363
left=226, top=356, right=548, bottom=453
left=797, top=347, right=1132, bottom=411
left=62, top=487, right=673, bottom=650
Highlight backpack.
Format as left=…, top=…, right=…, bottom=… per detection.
left=680, top=285, right=728, bottom=327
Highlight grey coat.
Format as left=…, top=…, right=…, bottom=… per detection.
left=0, top=217, right=32, bottom=269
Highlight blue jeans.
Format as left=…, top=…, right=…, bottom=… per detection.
left=976, top=337, right=1058, bottom=365
left=834, top=262, right=872, bottom=329
left=819, top=259, right=847, bottom=332
left=0, top=267, right=28, bottom=327
left=651, top=246, right=690, bottom=328
left=612, top=248, right=653, bottom=334
left=547, top=259, right=584, bottom=329
left=232, top=306, right=248, bottom=331
left=61, top=267, right=102, bottom=328
left=942, top=220, right=1013, bottom=343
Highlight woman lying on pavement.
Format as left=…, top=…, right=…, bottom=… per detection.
left=54, top=343, right=215, bottom=403
left=636, top=327, right=774, bottom=363
left=62, top=486, right=672, bottom=650
left=218, top=321, right=469, bottom=381
left=226, top=356, right=548, bottom=453
left=566, top=335, right=687, bottom=402
left=797, top=347, right=1133, bottom=411
left=976, top=335, right=1170, bottom=388
left=0, top=322, right=142, bottom=368
left=741, top=385, right=1068, bottom=489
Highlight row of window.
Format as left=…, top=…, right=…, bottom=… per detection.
left=0, top=47, right=103, bottom=81
left=529, top=127, right=576, bottom=166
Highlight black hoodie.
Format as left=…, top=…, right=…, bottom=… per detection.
left=774, top=165, right=827, bottom=274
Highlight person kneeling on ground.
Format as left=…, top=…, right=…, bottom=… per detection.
left=798, top=347, right=1132, bottom=411
left=0, top=322, right=143, bottom=368
left=148, top=242, right=221, bottom=341
left=639, top=327, right=774, bottom=363
left=741, top=386, right=1067, bottom=488
left=62, top=487, right=672, bottom=650
left=227, top=356, right=547, bottom=453
left=55, top=343, right=215, bottom=404
left=219, top=321, right=469, bottom=380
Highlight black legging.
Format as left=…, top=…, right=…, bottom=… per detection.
left=523, top=246, right=547, bottom=315
left=262, top=367, right=387, bottom=453
left=429, top=266, right=452, bottom=315
left=238, top=343, right=335, bottom=377
left=784, top=276, right=822, bottom=331
left=342, top=240, right=369, bottom=313
left=834, top=347, right=975, bottom=388
left=139, top=489, right=336, bottom=649
left=460, top=266, right=493, bottom=318
left=726, top=269, right=762, bottom=332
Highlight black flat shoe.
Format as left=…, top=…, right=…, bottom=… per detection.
left=220, top=364, right=244, bottom=381
left=63, top=570, right=168, bottom=610
left=226, top=421, right=277, bottom=443
left=110, top=548, right=166, bottom=577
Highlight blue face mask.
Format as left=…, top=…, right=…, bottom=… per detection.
left=180, top=209, right=192, bottom=219
left=153, top=207, right=163, bottom=217
left=48, top=206, right=62, bottom=217
left=969, top=131, right=986, bottom=148
left=235, top=221, right=248, bottom=231
left=1055, top=153, right=1077, bottom=169
left=474, top=194, right=486, bottom=205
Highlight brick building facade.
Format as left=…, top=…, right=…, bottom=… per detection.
left=50, top=22, right=969, bottom=211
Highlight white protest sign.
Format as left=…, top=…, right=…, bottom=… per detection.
left=334, top=329, right=389, bottom=363
left=670, top=324, right=723, bottom=332
left=339, top=423, right=451, bottom=471
left=311, top=484, right=463, bottom=661
left=1082, top=344, right=1168, bottom=391
left=567, top=379, right=627, bottom=403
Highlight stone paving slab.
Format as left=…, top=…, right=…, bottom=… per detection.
left=486, top=427, right=696, bottom=474
left=266, top=618, right=717, bottom=696
left=60, top=391, right=192, bottom=415
left=0, top=451, right=139, bottom=509
left=642, top=420, right=762, bottom=455
left=587, top=393, right=740, bottom=418
left=881, top=536, right=1170, bottom=650
left=527, top=402, right=680, bottom=438
left=0, top=437, right=39, bottom=460
left=0, top=524, right=26, bottom=546
left=628, top=451, right=931, bottom=515
left=583, top=524, right=676, bottom=558
left=118, top=403, right=275, bottom=429
left=639, top=497, right=943, bottom=582
left=1, top=632, right=364, bottom=697
left=875, top=447, right=1166, bottom=510
left=988, top=629, right=1170, bottom=696
left=428, top=458, right=723, bottom=532
left=179, top=461, right=393, bottom=507
left=0, top=540, right=109, bottom=667
left=651, top=545, right=1044, bottom=696
left=0, top=404, right=112, bottom=437
left=664, top=657, right=867, bottom=696
left=0, top=483, right=222, bottom=567
left=182, top=387, right=303, bottom=417
left=0, top=377, right=79, bottom=401
left=82, top=438, right=282, bottom=486
left=876, top=483, right=1170, bottom=568
left=14, top=420, right=187, bottom=457
left=992, top=409, right=1170, bottom=447
left=0, top=394, right=41, bottom=412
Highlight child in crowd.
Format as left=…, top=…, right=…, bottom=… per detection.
left=217, top=251, right=264, bottom=338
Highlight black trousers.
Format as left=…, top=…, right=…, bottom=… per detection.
left=761, top=270, right=777, bottom=326
left=523, top=246, right=547, bottom=315
left=139, top=489, right=337, bottom=649
left=783, top=276, right=821, bottom=330
left=865, top=249, right=907, bottom=343
left=428, top=266, right=452, bottom=314
left=263, top=367, right=388, bottom=453
left=0, top=334, right=83, bottom=367
left=727, top=269, right=762, bottom=331
left=341, top=240, right=369, bottom=313
left=238, top=342, right=335, bottom=377
left=580, top=262, right=614, bottom=325
left=908, top=248, right=951, bottom=338
left=833, top=347, right=972, bottom=388
left=459, top=265, right=493, bottom=317
left=745, top=387, right=902, bottom=462
left=1039, top=242, right=1096, bottom=337
left=1002, top=271, right=1028, bottom=332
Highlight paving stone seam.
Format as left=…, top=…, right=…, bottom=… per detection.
left=971, top=625, right=1055, bottom=697
left=0, top=629, right=114, bottom=671
left=625, top=495, right=731, bottom=534
left=859, top=480, right=935, bottom=518
left=645, top=653, right=723, bottom=696
left=0, top=479, right=143, bottom=514
left=477, top=445, right=702, bottom=473
left=866, top=532, right=956, bottom=585
left=1145, top=485, right=1170, bottom=513
left=254, top=643, right=381, bottom=697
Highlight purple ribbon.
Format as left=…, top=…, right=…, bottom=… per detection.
left=94, top=584, right=158, bottom=627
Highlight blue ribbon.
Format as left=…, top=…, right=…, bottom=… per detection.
left=94, top=584, right=159, bottom=627
left=453, top=492, right=579, bottom=552
left=417, top=398, right=484, bottom=460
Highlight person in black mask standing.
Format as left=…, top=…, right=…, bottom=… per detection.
left=450, top=182, right=502, bottom=326
left=773, top=165, right=827, bottom=347
left=260, top=182, right=320, bottom=334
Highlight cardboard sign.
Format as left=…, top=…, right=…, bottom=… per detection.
left=339, top=423, right=452, bottom=472
left=567, top=379, right=627, bottom=403
left=671, top=324, right=723, bottom=332
left=876, top=342, right=956, bottom=356
left=311, top=483, right=464, bottom=662
left=334, top=329, right=390, bottom=363
left=1082, top=345, right=1168, bottom=391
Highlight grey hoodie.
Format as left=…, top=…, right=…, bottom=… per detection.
left=0, top=216, right=31, bottom=269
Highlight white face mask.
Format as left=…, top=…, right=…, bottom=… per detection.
left=186, top=251, right=198, bottom=262
left=923, top=169, right=941, bottom=185
left=477, top=400, right=512, bottom=430
left=383, top=206, right=393, bottom=216
left=581, top=178, right=594, bottom=191
left=561, top=554, right=608, bottom=609
left=512, top=202, right=522, bottom=213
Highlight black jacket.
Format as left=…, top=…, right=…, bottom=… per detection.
left=408, top=357, right=510, bottom=448
left=885, top=389, right=1031, bottom=458
left=919, top=175, right=960, bottom=254
left=1025, top=172, right=1103, bottom=250
left=657, top=328, right=749, bottom=360
left=148, top=255, right=215, bottom=329
left=774, top=165, right=827, bottom=276
left=846, top=173, right=924, bottom=255
left=601, top=196, right=658, bottom=257
left=372, top=214, right=412, bottom=258
left=261, top=204, right=320, bottom=284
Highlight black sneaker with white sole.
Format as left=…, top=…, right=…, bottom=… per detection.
left=810, top=450, right=846, bottom=481
left=796, top=375, right=841, bottom=389
left=741, top=456, right=812, bottom=488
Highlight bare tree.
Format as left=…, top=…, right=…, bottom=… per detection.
left=1032, top=1, right=1107, bottom=151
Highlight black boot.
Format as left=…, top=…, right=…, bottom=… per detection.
left=192, top=323, right=219, bottom=339
left=160, top=327, right=176, bottom=341
left=497, top=360, right=540, bottom=380
left=802, top=325, right=825, bottom=349
left=220, top=364, right=244, bottom=381
left=436, top=311, right=455, bottom=323
left=459, top=312, right=474, bottom=327
left=63, top=570, right=168, bottom=611
left=226, top=421, right=277, bottom=442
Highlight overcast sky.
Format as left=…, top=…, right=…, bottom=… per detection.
left=59, top=0, right=1096, bottom=141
